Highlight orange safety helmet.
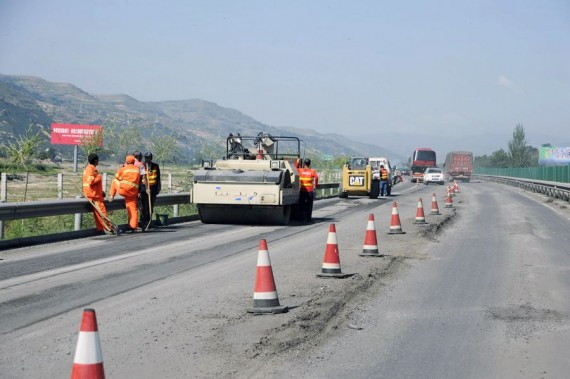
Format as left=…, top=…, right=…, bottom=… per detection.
left=125, top=155, right=136, bottom=164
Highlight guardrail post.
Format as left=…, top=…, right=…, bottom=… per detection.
left=0, top=173, right=6, bottom=239
left=1, top=173, right=7, bottom=202
left=168, top=173, right=172, bottom=193
left=57, top=173, right=64, bottom=199
left=102, top=173, right=108, bottom=194
left=173, top=190, right=179, bottom=217
left=74, top=196, right=83, bottom=231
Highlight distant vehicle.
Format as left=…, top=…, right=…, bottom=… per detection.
left=444, top=151, right=473, bottom=182
left=411, top=148, right=437, bottom=183
left=423, top=167, right=445, bottom=185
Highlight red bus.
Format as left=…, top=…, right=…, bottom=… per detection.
left=411, top=148, right=436, bottom=183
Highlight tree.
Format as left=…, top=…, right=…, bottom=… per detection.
left=508, top=124, right=531, bottom=167
left=151, top=134, right=181, bottom=168
left=490, top=149, right=510, bottom=167
left=79, top=129, right=104, bottom=157
left=199, top=141, right=225, bottom=160
left=474, top=154, right=492, bottom=168
left=526, top=146, right=539, bottom=167
left=103, top=120, right=143, bottom=161
left=0, top=125, right=43, bottom=201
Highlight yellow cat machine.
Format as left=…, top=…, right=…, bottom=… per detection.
left=192, top=132, right=302, bottom=225
left=338, top=157, right=380, bottom=198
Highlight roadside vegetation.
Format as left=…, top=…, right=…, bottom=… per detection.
left=474, top=124, right=540, bottom=168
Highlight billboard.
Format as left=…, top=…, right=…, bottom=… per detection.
left=51, top=123, right=102, bottom=145
left=539, top=146, right=570, bottom=166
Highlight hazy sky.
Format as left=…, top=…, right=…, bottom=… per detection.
left=1, top=0, right=569, bottom=139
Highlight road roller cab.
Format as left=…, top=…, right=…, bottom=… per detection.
left=192, top=133, right=302, bottom=224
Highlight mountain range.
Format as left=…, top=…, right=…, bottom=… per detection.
left=0, top=74, right=405, bottom=162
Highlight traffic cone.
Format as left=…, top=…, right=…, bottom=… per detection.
left=430, top=193, right=441, bottom=215
left=248, top=239, right=288, bottom=314
left=317, top=224, right=352, bottom=278
left=449, top=185, right=456, bottom=197
left=71, top=309, right=105, bottom=379
left=415, top=197, right=427, bottom=224
left=445, top=192, right=453, bottom=208
left=388, top=202, right=406, bottom=234
left=453, top=180, right=460, bottom=193
left=360, top=214, right=382, bottom=257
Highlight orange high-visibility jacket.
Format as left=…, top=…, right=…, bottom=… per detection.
left=82, top=164, right=104, bottom=200
left=299, top=168, right=319, bottom=192
left=380, top=168, right=389, bottom=181
left=110, top=164, right=141, bottom=198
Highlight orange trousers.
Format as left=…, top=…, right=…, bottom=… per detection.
left=90, top=199, right=110, bottom=232
left=125, top=196, right=139, bottom=229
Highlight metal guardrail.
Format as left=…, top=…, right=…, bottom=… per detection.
left=0, top=193, right=191, bottom=222
left=473, top=174, right=570, bottom=202
left=0, top=184, right=340, bottom=222
left=474, top=165, right=570, bottom=183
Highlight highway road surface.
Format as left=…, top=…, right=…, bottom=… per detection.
left=1, top=180, right=568, bottom=378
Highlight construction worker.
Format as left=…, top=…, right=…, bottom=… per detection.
left=82, top=153, right=111, bottom=233
left=380, top=164, right=389, bottom=197
left=393, top=167, right=403, bottom=185
left=298, top=158, right=319, bottom=222
left=132, top=150, right=147, bottom=178
left=140, top=152, right=161, bottom=229
left=109, top=155, right=141, bottom=232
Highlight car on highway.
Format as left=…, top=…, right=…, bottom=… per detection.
left=423, top=167, right=445, bottom=185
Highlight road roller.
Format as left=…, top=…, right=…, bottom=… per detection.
left=192, top=132, right=303, bottom=225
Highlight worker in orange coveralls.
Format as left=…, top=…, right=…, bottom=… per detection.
left=82, top=153, right=112, bottom=233
left=109, top=155, right=141, bottom=232
left=298, top=158, right=319, bottom=222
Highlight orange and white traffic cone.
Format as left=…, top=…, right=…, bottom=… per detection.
left=449, top=185, right=456, bottom=197
left=388, top=201, right=406, bottom=234
left=445, top=192, right=453, bottom=208
left=415, top=197, right=427, bottom=224
left=248, top=239, right=288, bottom=314
left=71, top=309, right=105, bottom=379
left=430, top=193, right=441, bottom=215
left=360, top=214, right=382, bottom=257
left=453, top=180, right=460, bottom=193
left=317, top=224, right=352, bottom=278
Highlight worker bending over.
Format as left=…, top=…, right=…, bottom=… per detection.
left=110, top=155, right=141, bottom=232
left=82, top=153, right=112, bottom=233
left=298, top=158, right=319, bottom=222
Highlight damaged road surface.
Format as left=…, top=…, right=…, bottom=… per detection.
left=256, top=182, right=570, bottom=378
left=1, top=181, right=569, bottom=378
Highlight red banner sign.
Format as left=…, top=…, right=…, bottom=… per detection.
left=51, top=123, right=102, bottom=145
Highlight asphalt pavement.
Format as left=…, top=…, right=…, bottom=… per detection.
left=2, top=180, right=567, bottom=378
left=263, top=181, right=570, bottom=378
